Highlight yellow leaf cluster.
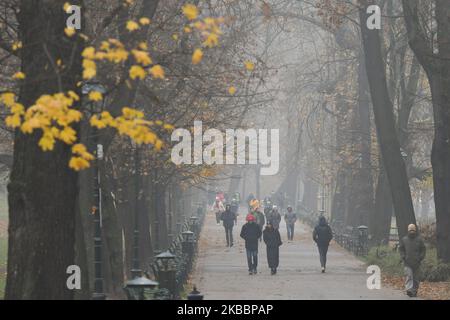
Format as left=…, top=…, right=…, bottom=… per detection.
left=182, top=4, right=199, bottom=21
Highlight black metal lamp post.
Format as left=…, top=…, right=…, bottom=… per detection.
left=124, top=276, right=159, bottom=300
left=82, top=81, right=107, bottom=300
left=155, top=251, right=177, bottom=298
left=357, top=225, right=369, bottom=256
left=187, top=286, right=204, bottom=300
left=189, top=216, right=199, bottom=235
left=182, top=230, right=195, bottom=255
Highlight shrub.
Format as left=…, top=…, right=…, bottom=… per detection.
left=365, top=245, right=450, bottom=282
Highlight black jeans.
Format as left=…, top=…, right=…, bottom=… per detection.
left=225, top=225, right=233, bottom=246
left=318, top=245, right=329, bottom=268
left=246, top=249, right=258, bottom=272
left=287, top=224, right=295, bottom=240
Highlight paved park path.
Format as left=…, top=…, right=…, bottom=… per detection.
left=191, top=208, right=408, bottom=300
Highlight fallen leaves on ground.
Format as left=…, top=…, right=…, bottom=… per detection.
left=382, top=274, right=450, bottom=300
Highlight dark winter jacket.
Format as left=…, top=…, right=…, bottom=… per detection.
left=284, top=211, right=297, bottom=225
left=221, top=209, right=237, bottom=228
left=240, top=222, right=262, bottom=251
left=399, top=233, right=426, bottom=269
left=253, top=210, right=265, bottom=228
left=263, top=227, right=282, bottom=248
left=313, top=216, right=333, bottom=247
left=267, top=210, right=281, bottom=229
left=263, top=226, right=282, bottom=269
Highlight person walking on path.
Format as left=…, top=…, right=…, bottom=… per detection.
left=221, top=204, right=237, bottom=247
left=212, top=198, right=225, bottom=225
left=263, top=222, right=283, bottom=275
left=267, top=205, right=281, bottom=230
left=284, top=206, right=297, bottom=241
left=312, top=216, right=333, bottom=273
left=399, top=224, right=426, bottom=297
left=240, top=214, right=262, bottom=275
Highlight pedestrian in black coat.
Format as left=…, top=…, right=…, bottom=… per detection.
left=313, top=216, right=333, bottom=273
left=263, top=223, right=283, bottom=275
left=221, top=204, right=237, bottom=247
left=240, top=214, right=262, bottom=275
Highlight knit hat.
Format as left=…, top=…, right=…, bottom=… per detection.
left=246, top=214, right=256, bottom=222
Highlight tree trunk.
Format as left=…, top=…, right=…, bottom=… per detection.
left=401, top=0, right=450, bottom=262
left=372, top=166, right=393, bottom=244
left=359, top=2, right=416, bottom=240
left=6, top=0, right=83, bottom=299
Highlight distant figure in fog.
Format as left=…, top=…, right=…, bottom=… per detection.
left=284, top=205, right=297, bottom=241
left=267, top=205, right=281, bottom=230
left=212, top=198, right=225, bottom=225
left=399, top=224, right=426, bottom=297
left=221, top=204, right=237, bottom=247
left=263, top=222, right=282, bottom=275
left=240, top=214, right=262, bottom=275
left=312, top=216, right=333, bottom=273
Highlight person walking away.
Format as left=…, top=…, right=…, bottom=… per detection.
left=250, top=202, right=265, bottom=241
left=399, top=224, right=426, bottom=297
left=240, top=214, right=262, bottom=275
left=313, top=216, right=333, bottom=273
left=263, top=222, right=283, bottom=275
left=230, top=197, right=239, bottom=216
left=284, top=206, right=297, bottom=241
left=221, top=204, right=237, bottom=247
left=212, top=198, right=225, bottom=225
left=268, top=206, right=281, bottom=230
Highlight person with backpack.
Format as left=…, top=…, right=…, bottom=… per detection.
left=221, top=204, right=237, bottom=247
left=267, top=205, right=281, bottom=230
left=240, top=214, right=262, bottom=275
left=312, top=216, right=333, bottom=273
left=211, top=198, right=225, bottom=225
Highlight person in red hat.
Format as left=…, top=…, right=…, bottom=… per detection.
left=240, top=214, right=262, bottom=275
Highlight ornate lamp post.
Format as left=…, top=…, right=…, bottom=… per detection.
left=82, top=81, right=106, bottom=300
left=124, top=276, right=159, bottom=300
left=182, top=230, right=195, bottom=255
left=155, top=251, right=177, bottom=298
left=189, top=216, right=199, bottom=235
left=187, top=286, right=204, bottom=300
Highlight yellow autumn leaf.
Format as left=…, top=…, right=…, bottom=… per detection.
left=82, top=47, right=96, bottom=59
left=149, top=65, right=165, bottom=79
left=0, top=93, right=15, bottom=106
left=245, top=61, right=255, bottom=71
left=192, top=48, right=203, bottom=65
left=228, top=86, right=236, bottom=95
left=126, top=20, right=140, bottom=32
left=132, top=50, right=152, bottom=66
left=129, top=65, right=146, bottom=80
left=69, top=157, right=90, bottom=171
left=39, top=135, right=55, bottom=151
left=13, top=71, right=27, bottom=79
left=5, top=114, right=21, bottom=128
left=90, top=115, right=107, bottom=129
left=60, top=126, right=77, bottom=144
left=182, top=4, right=199, bottom=20
left=12, top=41, right=22, bottom=51
left=203, top=33, right=219, bottom=48
left=82, top=59, right=97, bottom=79
left=64, top=27, right=76, bottom=37
left=88, top=91, right=103, bottom=102
left=139, top=17, right=151, bottom=25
